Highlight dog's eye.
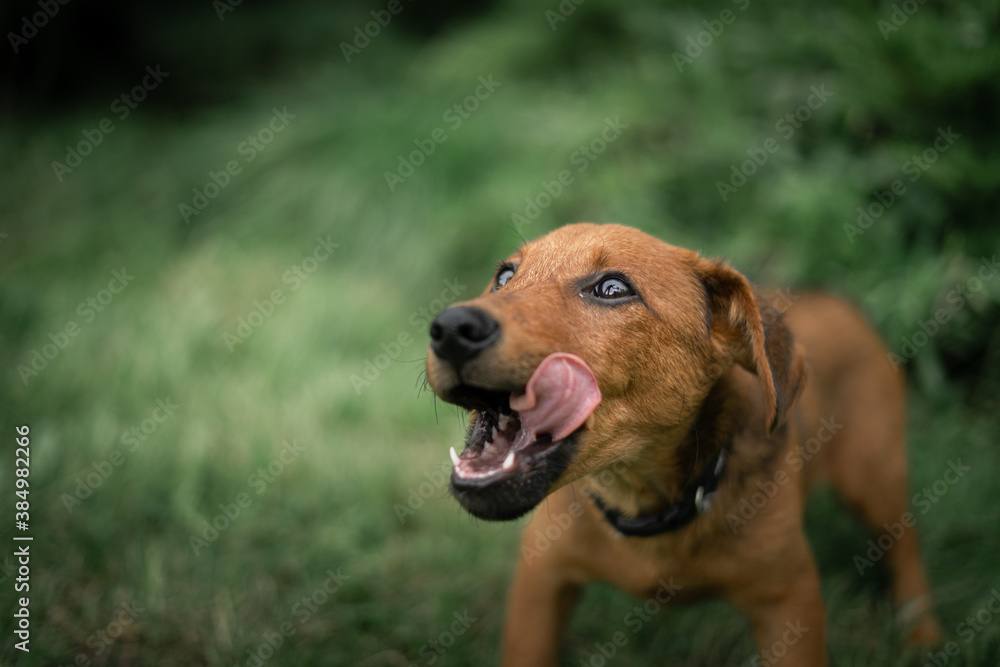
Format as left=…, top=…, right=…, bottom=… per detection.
left=493, top=267, right=516, bottom=291
left=593, top=276, right=633, bottom=299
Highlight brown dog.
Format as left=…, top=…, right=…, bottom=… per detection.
left=425, top=223, right=940, bottom=665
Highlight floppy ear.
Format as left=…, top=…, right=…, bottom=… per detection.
left=697, top=258, right=806, bottom=434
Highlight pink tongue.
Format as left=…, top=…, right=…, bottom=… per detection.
left=509, top=353, right=602, bottom=442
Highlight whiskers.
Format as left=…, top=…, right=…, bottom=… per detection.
left=411, top=361, right=441, bottom=424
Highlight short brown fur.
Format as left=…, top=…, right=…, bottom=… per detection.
left=426, top=223, right=941, bottom=665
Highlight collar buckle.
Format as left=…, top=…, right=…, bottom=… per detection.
left=695, top=449, right=727, bottom=514
left=694, top=486, right=711, bottom=514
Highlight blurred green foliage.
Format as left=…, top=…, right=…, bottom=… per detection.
left=1, top=0, right=999, bottom=665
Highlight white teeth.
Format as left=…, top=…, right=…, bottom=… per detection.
left=503, top=451, right=516, bottom=471
left=489, top=425, right=498, bottom=443
left=450, top=446, right=460, bottom=466
left=498, top=413, right=510, bottom=430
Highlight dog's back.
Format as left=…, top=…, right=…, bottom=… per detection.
left=782, top=292, right=940, bottom=643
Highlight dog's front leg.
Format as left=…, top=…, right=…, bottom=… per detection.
left=742, top=557, right=829, bottom=667
left=501, top=547, right=583, bottom=667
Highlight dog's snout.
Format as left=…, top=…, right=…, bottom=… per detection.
left=430, top=306, right=499, bottom=368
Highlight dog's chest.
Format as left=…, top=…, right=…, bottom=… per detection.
left=589, top=521, right=738, bottom=604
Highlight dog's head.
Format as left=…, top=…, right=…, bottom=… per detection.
left=426, top=223, right=805, bottom=521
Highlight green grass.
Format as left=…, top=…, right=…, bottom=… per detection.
left=2, top=0, right=999, bottom=664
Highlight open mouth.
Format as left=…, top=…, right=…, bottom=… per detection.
left=444, top=353, right=602, bottom=519
left=449, top=392, right=559, bottom=486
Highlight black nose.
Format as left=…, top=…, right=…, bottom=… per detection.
left=429, top=306, right=500, bottom=368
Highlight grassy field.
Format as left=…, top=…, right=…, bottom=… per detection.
left=2, top=0, right=999, bottom=665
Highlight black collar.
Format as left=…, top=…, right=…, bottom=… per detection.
left=589, top=449, right=728, bottom=538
